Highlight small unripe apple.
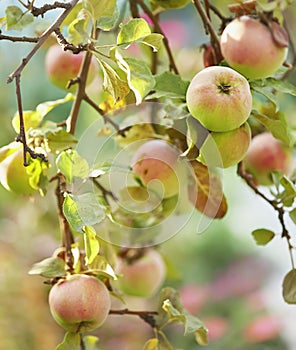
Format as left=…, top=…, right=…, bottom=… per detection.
left=131, top=139, right=180, bottom=198
left=115, top=249, right=166, bottom=297
left=243, top=132, right=292, bottom=185
left=151, top=0, right=191, bottom=10
left=199, top=122, right=251, bottom=168
left=186, top=66, right=252, bottom=132
left=0, top=145, right=36, bottom=195
left=221, top=16, right=288, bottom=80
left=49, top=274, right=111, bottom=333
left=45, top=45, right=97, bottom=91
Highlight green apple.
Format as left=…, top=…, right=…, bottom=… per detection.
left=45, top=45, right=97, bottom=91
left=199, top=122, right=251, bottom=168
left=186, top=66, right=252, bottom=132
left=220, top=16, right=288, bottom=80
left=0, top=144, right=36, bottom=195
left=131, top=139, right=180, bottom=198
left=243, top=132, right=292, bottom=185
left=115, top=249, right=166, bottom=297
left=49, top=274, right=111, bottom=333
left=150, top=0, right=191, bottom=10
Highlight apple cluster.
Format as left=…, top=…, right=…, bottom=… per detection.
left=186, top=65, right=252, bottom=168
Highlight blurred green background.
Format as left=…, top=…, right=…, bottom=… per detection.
left=1, top=1, right=296, bottom=350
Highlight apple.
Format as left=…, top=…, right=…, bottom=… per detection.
left=0, top=144, right=36, bottom=195
left=45, top=44, right=97, bottom=91
left=131, top=139, right=180, bottom=198
left=243, top=132, right=292, bottom=185
left=49, top=274, right=111, bottom=333
left=115, top=249, right=166, bottom=297
left=186, top=66, right=252, bottom=132
left=220, top=16, right=288, bottom=80
left=199, top=122, right=251, bottom=168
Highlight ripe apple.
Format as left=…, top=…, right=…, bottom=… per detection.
left=131, top=139, right=180, bottom=198
left=45, top=44, right=97, bottom=91
left=115, top=249, right=166, bottom=297
left=220, top=16, right=288, bottom=80
left=186, top=66, right=252, bottom=132
left=243, top=132, right=292, bottom=185
left=0, top=144, right=36, bottom=195
left=49, top=274, right=111, bottom=333
left=199, top=122, right=251, bottom=168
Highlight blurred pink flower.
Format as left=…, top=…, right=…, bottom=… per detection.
left=204, top=316, right=229, bottom=341
left=179, top=284, right=209, bottom=314
left=243, top=314, right=282, bottom=343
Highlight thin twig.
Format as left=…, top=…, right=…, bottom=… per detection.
left=0, top=33, right=39, bottom=43
left=110, top=308, right=158, bottom=327
left=51, top=173, right=75, bottom=273
left=192, top=0, right=222, bottom=61
left=7, top=0, right=79, bottom=84
left=237, top=162, right=295, bottom=269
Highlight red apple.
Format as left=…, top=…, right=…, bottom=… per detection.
left=243, top=132, right=292, bottom=185
left=199, top=122, right=251, bottom=168
left=186, top=66, right=252, bottom=132
left=45, top=44, right=97, bottom=91
left=49, top=274, right=111, bottom=333
left=115, top=249, right=166, bottom=297
left=221, top=16, right=288, bottom=80
left=131, top=139, right=180, bottom=198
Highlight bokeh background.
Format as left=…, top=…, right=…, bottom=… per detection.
left=0, top=1, right=296, bottom=349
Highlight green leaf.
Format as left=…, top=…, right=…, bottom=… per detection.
left=28, top=257, right=66, bottom=278
left=117, top=18, right=151, bottom=47
left=83, top=0, right=117, bottom=24
left=82, top=335, right=100, bottom=350
left=87, top=255, right=117, bottom=280
left=97, top=6, right=119, bottom=31
left=84, top=226, right=100, bottom=265
left=264, top=78, right=296, bottom=96
left=98, top=59, right=130, bottom=102
left=12, top=94, right=74, bottom=133
left=63, top=193, right=106, bottom=232
left=141, top=33, right=164, bottom=52
left=115, top=51, right=155, bottom=104
left=56, top=149, right=89, bottom=184
left=57, top=332, right=81, bottom=350
left=252, top=228, right=276, bottom=246
left=143, top=338, right=159, bottom=350
left=150, top=0, right=191, bottom=11
left=26, top=157, right=49, bottom=195
left=289, top=208, right=296, bottom=224
left=5, top=6, right=34, bottom=31
left=251, top=109, right=291, bottom=145
left=283, top=269, right=296, bottom=304
left=45, top=129, right=78, bottom=153
left=153, top=71, right=190, bottom=99
left=156, top=287, right=208, bottom=346
left=68, top=13, right=90, bottom=45
left=278, top=176, right=296, bottom=207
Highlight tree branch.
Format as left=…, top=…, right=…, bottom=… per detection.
left=7, top=0, right=79, bottom=84
left=192, top=0, right=222, bottom=63
left=237, top=162, right=295, bottom=269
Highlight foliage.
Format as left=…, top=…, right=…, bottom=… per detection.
left=0, top=0, right=296, bottom=349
